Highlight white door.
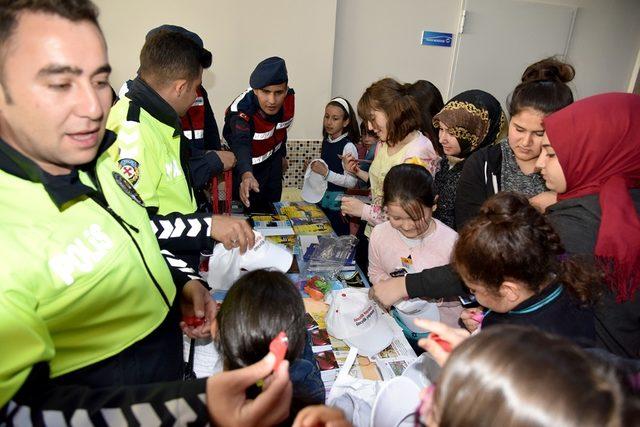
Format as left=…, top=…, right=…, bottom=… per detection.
left=448, top=0, right=577, bottom=111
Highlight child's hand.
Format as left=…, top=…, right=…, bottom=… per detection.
left=340, top=196, right=364, bottom=218
left=293, top=405, right=351, bottom=427
left=460, top=307, right=484, bottom=333
left=310, top=160, right=328, bottom=177
left=207, top=353, right=292, bottom=427
left=341, top=153, right=360, bottom=174
left=415, top=319, right=470, bottom=366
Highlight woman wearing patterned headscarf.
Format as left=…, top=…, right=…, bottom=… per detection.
left=369, top=60, right=577, bottom=314
left=537, top=92, right=640, bottom=358
left=431, top=90, right=506, bottom=230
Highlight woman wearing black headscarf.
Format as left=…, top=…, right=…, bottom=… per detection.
left=431, top=90, right=507, bottom=230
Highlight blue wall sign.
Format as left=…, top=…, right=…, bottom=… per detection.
left=421, top=31, right=453, bottom=47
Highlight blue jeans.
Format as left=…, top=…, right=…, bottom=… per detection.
left=290, top=332, right=326, bottom=405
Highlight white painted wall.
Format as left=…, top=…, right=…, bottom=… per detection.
left=95, top=0, right=640, bottom=140
left=94, top=0, right=337, bottom=140
left=552, top=0, right=640, bottom=99
left=449, top=0, right=577, bottom=112
left=332, top=0, right=462, bottom=113
left=333, top=0, right=640, bottom=108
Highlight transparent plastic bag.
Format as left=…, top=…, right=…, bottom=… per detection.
left=305, top=235, right=358, bottom=280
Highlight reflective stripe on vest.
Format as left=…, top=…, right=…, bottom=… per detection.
left=252, top=142, right=282, bottom=165
left=228, top=89, right=295, bottom=160
left=253, top=128, right=275, bottom=141
left=253, top=118, right=293, bottom=140
left=181, top=89, right=205, bottom=141
left=184, top=129, right=204, bottom=139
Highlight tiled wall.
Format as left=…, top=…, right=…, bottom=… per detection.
left=283, top=140, right=323, bottom=188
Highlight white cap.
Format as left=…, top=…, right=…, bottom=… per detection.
left=394, top=299, right=440, bottom=333
left=370, top=376, right=421, bottom=427
left=401, top=353, right=434, bottom=389
left=301, top=160, right=328, bottom=203
left=207, top=231, right=293, bottom=290
left=326, top=288, right=394, bottom=357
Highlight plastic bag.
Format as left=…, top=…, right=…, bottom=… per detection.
left=304, top=235, right=358, bottom=280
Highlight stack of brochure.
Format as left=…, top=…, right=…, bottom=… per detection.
left=273, top=201, right=334, bottom=235
left=249, top=214, right=294, bottom=236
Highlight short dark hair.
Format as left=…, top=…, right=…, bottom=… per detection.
left=382, top=163, right=435, bottom=222
left=359, top=120, right=377, bottom=141
left=215, top=270, right=307, bottom=370
left=0, top=0, right=99, bottom=85
left=357, top=78, right=422, bottom=146
left=507, top=56, right=575, bottom=117
left=139, top=30, right=207, bottom=87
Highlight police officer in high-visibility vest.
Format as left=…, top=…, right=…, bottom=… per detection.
left=0, top=1, right=290, bottom=424
left=108, top=29, right=209, bottom=217
left=108, top=28, right=229, bottom=264
left=223, top=57, right=295, bottom=213
left=116, top=25, right=236, bottom=212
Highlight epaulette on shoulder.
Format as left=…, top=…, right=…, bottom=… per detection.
left=126, top=101, right=141, bottom=123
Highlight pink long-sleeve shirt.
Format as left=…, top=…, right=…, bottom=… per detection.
left=369, top=218, right=463, bottom=327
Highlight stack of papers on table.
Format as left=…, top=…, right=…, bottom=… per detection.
left=250, top=214, right=294, bottom=236
left=273, top=201, right=334, bottom=235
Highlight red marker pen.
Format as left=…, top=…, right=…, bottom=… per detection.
left=430, top=333, right=453, bottom=352
left=269, top=331, right=289, bottom=371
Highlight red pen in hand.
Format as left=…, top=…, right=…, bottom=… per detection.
left=269, top=331, right=289, bottom=371
left=182, top=315, right=205, bottom=327
left=256, top=331, right=289, bottom=389
left=430, top=333, right=453, bottom=352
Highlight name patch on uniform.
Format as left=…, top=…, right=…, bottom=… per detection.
left=118, top=158, right=140, bottom=185
left=112, top=172, right=145, bottom=207
left=48, top=223, right=114, bottom=286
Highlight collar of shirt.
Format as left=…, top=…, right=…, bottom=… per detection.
left=327, top=133, right=348, bottom=144
left=508, top=282, right=563, bottom=314
left=127, top=76, right=182, bottom=138
left=0, top=131, right=116, bottom=209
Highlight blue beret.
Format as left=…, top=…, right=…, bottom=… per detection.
left=146, top=24, right=212, bottom=68
left=250, top=57, right=288, bottom=89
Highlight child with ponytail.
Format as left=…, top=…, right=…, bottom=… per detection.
left=452, top=192, right=601, bottom=347
left=308, top=97, right=360, bottom=235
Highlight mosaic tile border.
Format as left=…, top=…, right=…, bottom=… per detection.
left=283, top=140, right=323, bottom=188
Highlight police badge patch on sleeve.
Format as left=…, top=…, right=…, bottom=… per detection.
left=112, top=172, right=145, bottom=207
left=118, top=158, right=140, bottom=185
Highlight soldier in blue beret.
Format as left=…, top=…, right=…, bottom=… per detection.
left=223, top=56, right=295, bottom=213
